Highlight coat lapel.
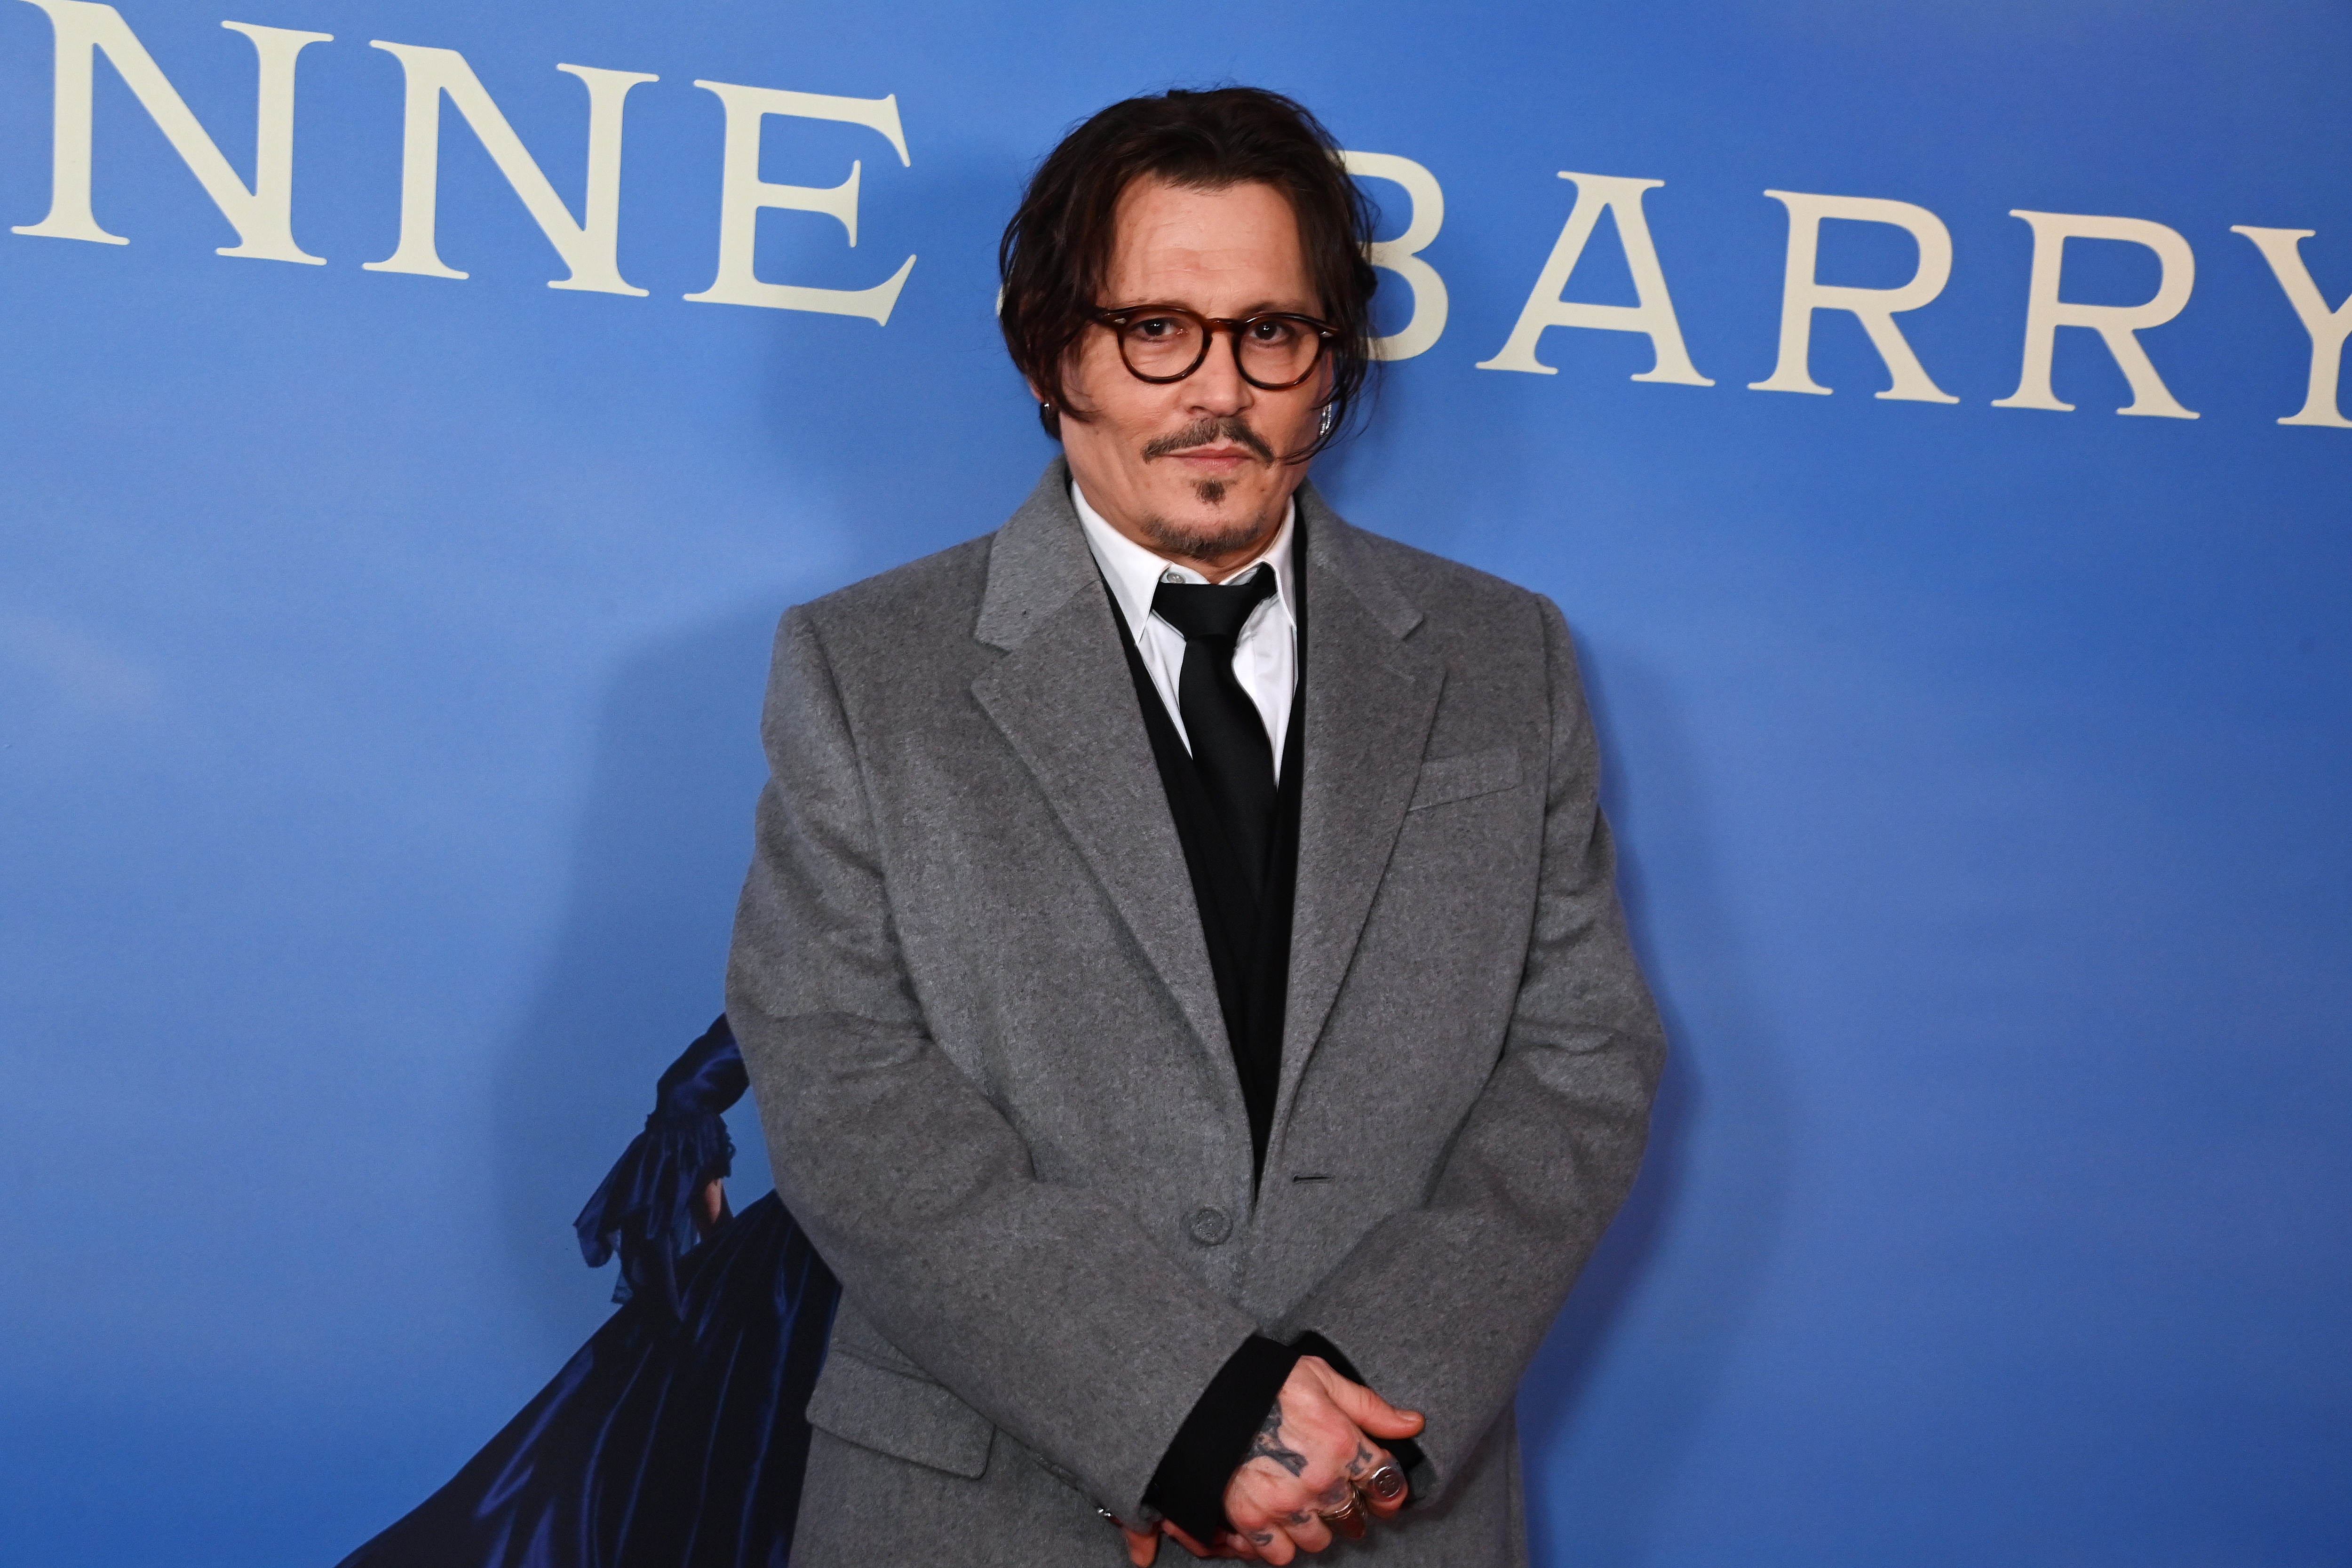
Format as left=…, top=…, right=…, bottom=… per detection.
left=968, top=463, right=1240, bottom=1091
left=1277, top=486, right=1444, bottom=1135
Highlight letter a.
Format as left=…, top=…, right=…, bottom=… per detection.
left=1993, top=210, right=2198, bottom=418
left=1477, top=172, right=1711, bottom=384
left=2231, top=226, right=2352, bottom=429
left=12, top=2, right=331, bottom=263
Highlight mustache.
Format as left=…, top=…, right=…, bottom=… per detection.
left=1142, top=416, right=1275, bottom=465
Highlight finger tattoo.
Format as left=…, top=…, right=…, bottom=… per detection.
left=1248, top=1400, right=1310, bottom=1477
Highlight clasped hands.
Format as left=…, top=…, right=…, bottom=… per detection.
left=1120, top=1355, right=1423, bottom=1566
left=700, top=1184, right=1415, bottom=1563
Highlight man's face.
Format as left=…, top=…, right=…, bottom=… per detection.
left=1051, top=177, right=1327, bottom=578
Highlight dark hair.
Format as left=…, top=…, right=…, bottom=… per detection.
left=998, top=87, right=1379, bottom=460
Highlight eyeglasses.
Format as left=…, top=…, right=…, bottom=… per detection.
left=1092, top=304, right=1336, bottom=390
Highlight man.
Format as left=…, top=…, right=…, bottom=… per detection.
left=725, top=88, right=1664, bottom=1567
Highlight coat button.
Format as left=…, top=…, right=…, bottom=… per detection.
left=1187, top=1207, right=1232, bottom=1246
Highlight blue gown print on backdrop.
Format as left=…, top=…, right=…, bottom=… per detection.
left=335, top=1017, right=840, bottom=1568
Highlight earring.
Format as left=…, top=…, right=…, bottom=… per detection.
left=1317, top=402, right=1336, bottom=438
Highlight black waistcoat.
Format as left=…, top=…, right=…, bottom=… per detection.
left=1102, top=561, right=1304, bottom=1184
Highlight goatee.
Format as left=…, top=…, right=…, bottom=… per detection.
left=1136, top=502, right=1279, bottom=562
left=1136, top=415, right=1283, bottom=563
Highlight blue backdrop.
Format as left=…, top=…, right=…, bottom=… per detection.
left=2, top=2, right=2345, bottom=1564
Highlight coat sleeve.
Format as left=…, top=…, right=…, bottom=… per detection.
left=725, top=605, right=1262, bottom=1521
left=1277, top=594, right=1668, bottom=1504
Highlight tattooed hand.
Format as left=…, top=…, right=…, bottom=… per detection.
left=1205, top=1356, right=1422, bottom=1563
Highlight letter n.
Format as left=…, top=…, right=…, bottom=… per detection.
left=363, top=43, right=655, bottom=295
left=11, top=1, right=331, bottom=263
left=1476, top=172, right=1711, bottom=384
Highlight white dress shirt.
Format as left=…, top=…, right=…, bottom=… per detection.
left=1072, top=480, right=1297, bottom=779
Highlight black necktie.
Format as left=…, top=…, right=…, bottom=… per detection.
left=1152, top=566, right=1279, bottom=896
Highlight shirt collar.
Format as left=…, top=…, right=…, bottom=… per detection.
left=1070, top=479, right=1296, bottom=638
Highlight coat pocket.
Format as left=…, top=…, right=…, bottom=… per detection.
left=804, top=1343, right=997, bottom=1479
left=1407, top=745, right=1522, bottom=811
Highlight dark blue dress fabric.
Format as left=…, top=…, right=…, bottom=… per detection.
left=335, top=1017, right=839, bottom=1568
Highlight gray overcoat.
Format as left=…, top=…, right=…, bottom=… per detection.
left=725, top=461, right=1665, bottom=1566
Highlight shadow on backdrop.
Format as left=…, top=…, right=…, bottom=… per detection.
left=483, top=143, right=1054, bottom=1343
left=1518, top=645, right=1793, bottom=1565
left=490, top=605, right=786, bottom=1344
